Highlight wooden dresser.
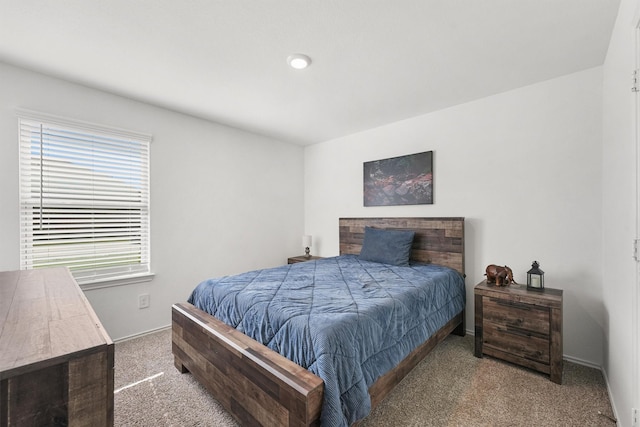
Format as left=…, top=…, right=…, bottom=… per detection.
left=0, top=268, right=114, bottom=426
left=474, top=280, right=563, bottom=384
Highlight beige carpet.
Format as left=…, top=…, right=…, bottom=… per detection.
left=114, top=328, right=615, bottom=426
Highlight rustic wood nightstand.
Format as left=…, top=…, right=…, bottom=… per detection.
left=287, top=255, right=323, bottom=264
left=474, top=279, right=563, bottom=384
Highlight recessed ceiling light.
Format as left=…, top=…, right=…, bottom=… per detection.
left=287, top=53, right=311, bottom=70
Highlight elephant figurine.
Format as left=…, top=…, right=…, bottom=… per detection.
left=485, top=264, right=517, bottom=286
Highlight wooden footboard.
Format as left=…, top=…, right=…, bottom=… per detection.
left=172, top=302, right=463, bottom=427
left=172, top=302, right=324, bottom=426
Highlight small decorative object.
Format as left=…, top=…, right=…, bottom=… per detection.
left=303, top=235, right=312, bottom=258
left=527, top=261, right=544, bottom=290
left=484, top=264, right=517, bottom=286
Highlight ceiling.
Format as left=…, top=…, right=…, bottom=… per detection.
left=0, top=1, right=621, bottom=145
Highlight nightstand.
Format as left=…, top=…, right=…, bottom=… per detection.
left=474, top=280, right=563, bottom=384
left=287, top=255, right=323, bottom=264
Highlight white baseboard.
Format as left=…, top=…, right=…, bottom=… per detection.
left=562, top=354, right=602, bottom=370
left=599, top=367, right=620, bottom=426
left=114, top=324, right=171, bottom=343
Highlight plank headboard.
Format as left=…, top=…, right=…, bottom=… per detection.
left=339, top=217, right=465, bottom=276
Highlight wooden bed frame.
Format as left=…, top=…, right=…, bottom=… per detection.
left=172, top=217, right=465, bottom=426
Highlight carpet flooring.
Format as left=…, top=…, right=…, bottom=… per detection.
left=114, top=328, right=615, bottom=426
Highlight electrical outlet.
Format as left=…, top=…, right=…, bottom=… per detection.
left=138, top=293, right=150, bottom=309
left=633, top=408, right=639, bottom=427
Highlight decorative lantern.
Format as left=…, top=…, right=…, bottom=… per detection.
left=527, top=261, right=544, bottom=290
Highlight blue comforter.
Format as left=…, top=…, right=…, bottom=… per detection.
left=188, top=255, right=465, bottom=426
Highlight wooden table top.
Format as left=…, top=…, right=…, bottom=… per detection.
left=0, top=268, right=112, bottom=379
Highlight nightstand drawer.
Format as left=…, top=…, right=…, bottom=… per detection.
left=483, top=320, right=550, bottom=364
left=482, top=296, right=550, bottom=336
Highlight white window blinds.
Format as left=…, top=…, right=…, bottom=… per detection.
left=18, top=111, right=151, bottom=285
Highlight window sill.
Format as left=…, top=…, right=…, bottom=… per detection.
left=78, top=273, right=155, bottom=291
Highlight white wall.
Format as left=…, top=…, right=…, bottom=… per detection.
left=602, top=0, right=639, bottom=425
left=0, top=62, right=305, bottom=340
left=305, top=67, right=604, bottom=366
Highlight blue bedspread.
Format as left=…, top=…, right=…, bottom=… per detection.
left=188, top=255, right=465, bottom=426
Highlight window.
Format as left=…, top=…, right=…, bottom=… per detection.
left=18, top=110, right=151, bottom=287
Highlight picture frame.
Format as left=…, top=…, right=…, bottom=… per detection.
left=363, top=151, right=433, bottom=206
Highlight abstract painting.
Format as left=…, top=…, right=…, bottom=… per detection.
left=363, top=151, right=433, bottom=206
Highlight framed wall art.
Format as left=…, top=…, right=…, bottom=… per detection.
left=363, top=151, right=433, bottom=206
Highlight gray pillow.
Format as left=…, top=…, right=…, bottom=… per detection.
left=358, top=226, right=415, bottom=266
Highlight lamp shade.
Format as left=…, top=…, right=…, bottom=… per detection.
left=302, top=235, right=312, bottom=248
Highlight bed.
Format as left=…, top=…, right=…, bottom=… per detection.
left=172, top=217, right=465, bottom=427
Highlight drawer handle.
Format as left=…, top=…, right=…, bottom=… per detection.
left=499, top=327, right=531, bottom=338
left=494, top=299, right=531, bottom=311
left=496, top=325, right=548, bottom=340
left=504, top=328, right=531, bottom=338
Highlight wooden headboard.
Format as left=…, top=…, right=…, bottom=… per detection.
left=339, top=217, right=465, bottom=276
